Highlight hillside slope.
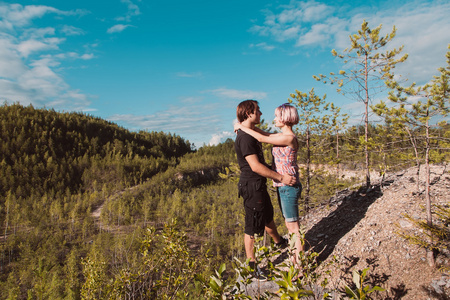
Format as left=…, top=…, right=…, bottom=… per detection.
left=302, top=164, right=449, bottom=299
left=0, top=103, right=194, bottom=200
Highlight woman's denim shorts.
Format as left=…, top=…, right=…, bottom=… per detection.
left=276, top=183, right=302, bottom=222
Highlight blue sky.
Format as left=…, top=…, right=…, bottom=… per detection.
left=1, top=0, right=449, bottom=147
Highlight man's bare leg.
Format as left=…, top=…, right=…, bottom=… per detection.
left=244, top=234, right=256, bottom=262
left=265, top=220, right=283, bottom=244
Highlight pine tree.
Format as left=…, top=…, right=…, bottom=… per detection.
left=314, top=20, right=408, bottom=188
left=324, top=103, right=349, bottom=189
left=289, top=88, right=329, bottom=211
left=375, top=44, right=450, bottom=266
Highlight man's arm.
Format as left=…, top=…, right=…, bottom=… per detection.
left=245, top=154, right=296, bottom=186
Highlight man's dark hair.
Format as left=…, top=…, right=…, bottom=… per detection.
left=236, top=100, right=259, bottom=123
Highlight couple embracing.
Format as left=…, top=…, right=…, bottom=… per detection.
left=234, top=100, right=304, bottom=279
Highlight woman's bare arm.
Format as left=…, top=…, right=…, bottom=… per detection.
left=235, top=124, right=293, bottom=146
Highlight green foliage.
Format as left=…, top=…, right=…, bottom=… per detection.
left=297, top=166, right=358, bottom=211
left=289, top=88, right=329, bottom=210
left=314, top=20, right=407, bottom=93
left=79, top=220, right=209, bottom=299
left=218, top=161, right=241, bottom=183
left=0, top=103, right=236, bottom=300
left=397, top=205, right=450, bottom=256
left=270, top=239, right=318, bottom=299
left=376, top=44, right=450, bottom=266
left=315, top=20, right=408, bottom=187
left=0, top=103, right=193, bottom=200
left=376, top=45, right=450, bottom=166
left=197, top=229, right=387, bottom=299
left=273, top=266, right=315, bottom=300
left=80, top=256, right=107, bottom=300
left=344, top=268, right=385, bottom=300
left=194, top=263, right=238, bottom=299
left=0, top=102, right=195, bottom=234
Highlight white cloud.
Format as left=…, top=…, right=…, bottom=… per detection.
left=19, top=58, right=66, bottom=98
left=107, top=101, right=238, bottom=147
left=0, top=4, right=85, bottom=28
left=61, top=25, right=84, bottom=36
left=176, top=71, right=203, bottom=78
left=0, top=38, right=27, bottom=78
left=366, top=2, right=450, bottom=83
left=251, top=0, right=450, bottom=84
left=0, top=4, right=60, bottom=27
left=22, top=27, right=55, bottom=39
left=296, top=23, right=329, bottom=46
left=249, top=42, right=275, bottom=51
left=17, top=37, right=64, bottom=57
left=107, top=24, right=131, bottom=34
left=277, top=6, right=302, bottom=24
left=108, top=103, right=223, bottom=135
left=209, top=131, right=234, bottom=146
left=281, top=26, right=300, bottom=40
left=278, top=1, right=333, bottom=24
left=116, top=0, right=141, bottom=22
left=80, top=53, right=94, bottom=60
left=180, top=96, right=203, bottom=104
left=300, top=2, right=333, bottom=22
left=206, top=88, right=267, bottom=100
left=250, top=1, right=335, bottom=43
left=0, top=55, right=89, bottom=109
left=0, top=3, right=93, bottom=111
left=54, top=52, right=94, bottom=60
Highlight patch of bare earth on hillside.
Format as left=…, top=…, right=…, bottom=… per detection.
left=300, top=164, right=450, bottom=299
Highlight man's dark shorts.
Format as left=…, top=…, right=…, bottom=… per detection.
left=238, top=178, right=274, bottom=236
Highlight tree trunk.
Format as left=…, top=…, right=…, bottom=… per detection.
left=381, top=152, right=387, bottom=190
left=3, top=194, right=9, bottom=242
left=336, top=130, right=340, bottom=191
left=425, top=111, right=435, bottom=267
left=364, top=53, right=371, bottom=188
left=405, top=127, right=421, bottom=193
left=306, top=127, right=311, bottom=212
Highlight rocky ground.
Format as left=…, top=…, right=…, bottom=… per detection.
left=247, top=164, right=450, bottom=299
left=306, top=163, right=449, bottom=299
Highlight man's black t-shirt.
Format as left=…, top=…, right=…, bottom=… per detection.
left=234, top=130, right=267, bottom=180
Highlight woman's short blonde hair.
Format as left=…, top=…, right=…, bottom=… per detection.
left=275, top=103, right=299, bottom=126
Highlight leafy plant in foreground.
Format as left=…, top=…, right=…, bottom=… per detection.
left=80, top=219, right=208, bottom=299
left=343, top=268, right=385, bottom=300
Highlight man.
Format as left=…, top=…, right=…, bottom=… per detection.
left=234, top=100, right=296, bottom=278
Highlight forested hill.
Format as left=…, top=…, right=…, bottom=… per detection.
left=0, top=103, right=239, bottom=299
left=0, top=102, right=193, bottom=199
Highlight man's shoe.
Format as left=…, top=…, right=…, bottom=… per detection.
left=275, top=237, right=288, bottom=249
left=253, top=266, right=268, bottom=282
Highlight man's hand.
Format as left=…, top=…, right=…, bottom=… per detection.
left=246, top=154, right=297, bottom=186
left=234, top=122, right=241, bottom=133
left=280, top=174, right=296, bottom=186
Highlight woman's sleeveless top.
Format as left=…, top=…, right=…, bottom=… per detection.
left=272, top=145, right=299, bottom=187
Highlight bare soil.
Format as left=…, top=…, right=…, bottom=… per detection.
left=299, top=164, right=450, bottom=299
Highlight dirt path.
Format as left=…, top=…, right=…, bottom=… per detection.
left=90, top=185, right=140, bottom=230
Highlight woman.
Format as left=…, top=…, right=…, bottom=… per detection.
left=234, top=103, right=304, bottom=272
